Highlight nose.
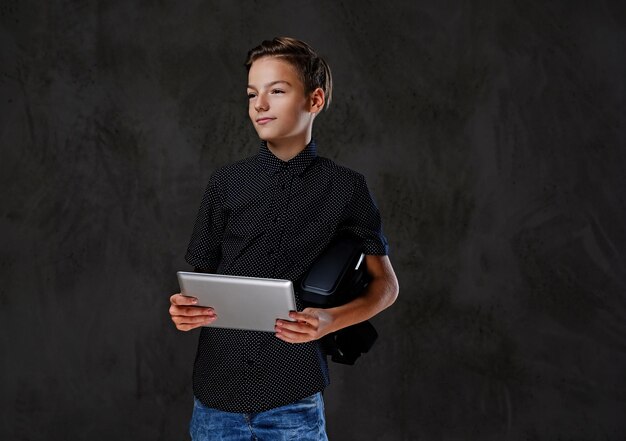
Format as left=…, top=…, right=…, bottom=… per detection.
left=254, top=93, right=269, bottom=112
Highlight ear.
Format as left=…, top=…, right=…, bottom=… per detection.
left=308, top=87, right=325, bottom=114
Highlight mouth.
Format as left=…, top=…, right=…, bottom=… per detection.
left=256, top=117, right=275, bottom=125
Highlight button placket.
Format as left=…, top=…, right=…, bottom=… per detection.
left=266, top=169, right=292, bottom=274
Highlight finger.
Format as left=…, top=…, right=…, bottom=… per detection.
left=169, top=305, right=214, bottom=317
left=276, top=319, right=315, bottom=335
left=173, top=314, right=218, bottom=330
left=172, top=313, right=217, bottom=325
left=176, top=321, right=207, bottom=331
left=275, top=332, right=299, bottom=343
left=286, top=312, right=319, bottom=328
left=170, top=293, right=199, bottom=306
left=274, top=328, right=310, bottom=344
left=288, top=311, right=310, bottom=322
left=275, top=321, right=315, bottom=340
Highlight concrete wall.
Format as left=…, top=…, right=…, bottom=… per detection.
left=1, top=1, right=625, bottom=439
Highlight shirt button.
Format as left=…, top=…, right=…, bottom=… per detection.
left=281, top=183, right=286, bottom=190
left=273, top=216, right=279, bottom=223
left=267, top=249, right=275, bottom=256
left=246, top=359, right=255, bottom=366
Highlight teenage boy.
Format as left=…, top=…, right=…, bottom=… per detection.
left=169, top=37, right=399, bottom=440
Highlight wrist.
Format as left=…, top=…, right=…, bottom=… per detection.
left=325, top=305, right=349, bottom=334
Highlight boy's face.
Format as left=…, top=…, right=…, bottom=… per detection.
left=247, top=57, right=318, bottom=149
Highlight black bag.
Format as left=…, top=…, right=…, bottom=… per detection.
left=296, top=234, right=378, bottom=365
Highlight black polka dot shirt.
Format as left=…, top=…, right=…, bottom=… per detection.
left=185, top=138, right=389, bottom=413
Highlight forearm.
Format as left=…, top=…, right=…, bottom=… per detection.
left=327, top=273, right=398, bottom=333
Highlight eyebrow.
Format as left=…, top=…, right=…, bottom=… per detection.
left=246, top=80, right=292, bottom=90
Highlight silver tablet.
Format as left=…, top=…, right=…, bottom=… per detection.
left=176, top=271, right=297, bottom=332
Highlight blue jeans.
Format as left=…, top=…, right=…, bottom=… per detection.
left=189, top=393, right=328, bottom=441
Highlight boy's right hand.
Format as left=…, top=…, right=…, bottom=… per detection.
left=169, top=293, right=217, bottom=331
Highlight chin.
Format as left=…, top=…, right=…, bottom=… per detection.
left=254, top=128, right=274, bottom=140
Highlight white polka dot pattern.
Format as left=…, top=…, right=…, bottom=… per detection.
left=185, top=138, right=388, bottom=413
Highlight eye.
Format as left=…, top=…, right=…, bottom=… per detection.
left=271, top=89, right=284, bottom=94
left=247, top=92, right=256, bottom=99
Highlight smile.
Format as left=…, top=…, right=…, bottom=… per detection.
left=256, top=118, right=275, bottom=125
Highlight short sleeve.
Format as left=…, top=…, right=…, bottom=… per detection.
left=338, top=173, right=389, bottom=255
left=185, top=171, right=226, bottom=272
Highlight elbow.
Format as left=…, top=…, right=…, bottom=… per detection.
left=385, top=274, right=399, bottom=308
left=391, top=280, right=399, bottom=306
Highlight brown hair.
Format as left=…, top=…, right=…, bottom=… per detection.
left=245, top=36, right=333, bottom=110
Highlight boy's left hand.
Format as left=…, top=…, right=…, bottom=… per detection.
left=275, top=308, right=334, bottom=343
left=274, top=255, right=399, bottom=344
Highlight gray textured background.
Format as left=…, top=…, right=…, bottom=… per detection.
left=1, top=1, right=625, bottom=440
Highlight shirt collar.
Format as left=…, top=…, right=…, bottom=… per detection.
left=257, top=139, right=318, bottom=176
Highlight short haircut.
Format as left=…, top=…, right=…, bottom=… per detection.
left=245, top=36, right=333, bottom=110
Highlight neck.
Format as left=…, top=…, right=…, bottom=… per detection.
left=266, top=132, right=312, bottom=161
